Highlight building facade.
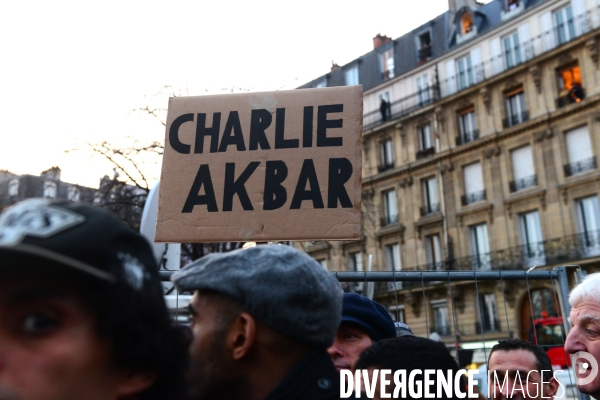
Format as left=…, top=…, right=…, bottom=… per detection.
left=296, top=0, right=600, bottom=350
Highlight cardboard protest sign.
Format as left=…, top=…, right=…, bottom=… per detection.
left=155, top=86, right=362, bottom=243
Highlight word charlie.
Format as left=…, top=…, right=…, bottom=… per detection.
left=340, top=369, right=479, bottom=398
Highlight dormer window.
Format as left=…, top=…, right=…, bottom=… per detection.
left=379, top=48, right=394, bottom=81
left=417, top=31, right=432, bottom=64
left=461, top=13, right=473, bottom=35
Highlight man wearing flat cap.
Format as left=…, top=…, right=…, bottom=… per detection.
left=172, top=244, right=344, bottom=400
left=328, top=293, right=398, bottom=372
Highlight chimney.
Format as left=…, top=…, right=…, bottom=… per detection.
left=40, top=166, right=61, bottom=181
left=331, top=61, right=340, bottom=71
left=373, top=33, right=392, bottom=49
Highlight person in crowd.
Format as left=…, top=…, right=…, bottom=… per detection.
left=488, top=339, right=559, bottom=400
left=394, top=321, right=414, bottom=337
left=171, top=244, right=343, bottom=400
left=0, top=199, right=191, bottom=400
left=328, top=293, right=396, bottom=371
left=354, top=336, right=464, bottom=400
left=565, top=272, right=600, bottom=399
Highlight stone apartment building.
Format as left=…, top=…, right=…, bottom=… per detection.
left=0, top=167, right=146, bottom=230
left=296, top=0, right=600, bottom=351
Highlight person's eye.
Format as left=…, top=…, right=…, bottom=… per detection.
left=343, top=333, right=358, bottom=340
left=21, top=313, right=59, bottom=334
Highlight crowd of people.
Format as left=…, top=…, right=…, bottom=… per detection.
left=1, top=198, right=599, bottom=400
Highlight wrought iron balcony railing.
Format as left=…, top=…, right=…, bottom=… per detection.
left=377, top=162, right=395, bottom=173
left=416, top=146, right=435, bottom=159
left=461, top=190, right=486, bottom=206
left=564, top=156, right=596, bottom=177
left=556, top=87, right=586, bottom=108
left=420, top=202, right=440, bottom=216
left=380, top=213, right=399, bottom=227
left=509, top=174, right=537, bottom=192
left=455, top=130, right=479, bottom=146
left=502, top=110, right=530, bottom=128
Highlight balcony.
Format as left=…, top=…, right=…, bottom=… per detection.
left=461, top=190, right=486, bottom=206
left=380, top=213, right=399, bottom=227
left=420, top=202, right=440, bottom=216
left=416, top=146, right=435, bottom=160
left=509, top=174, right=537, bottom=192
left=502, top=110, right=529, bottom=128
left=556, top=87, right=586, bottom=108
left=448, top=230, right=600, bottom=271
left=418, top=45, right=432, bottom=64
left=455, top=130, right=479, bottom=146
left=564, top=156, right=596, bottom=177
left=378, top=162, right=394, bottom=173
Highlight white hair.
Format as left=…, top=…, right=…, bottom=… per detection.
left=569, top=272, right=600, bottom=307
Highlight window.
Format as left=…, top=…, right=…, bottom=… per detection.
left=419, top=125, right=434, bottom=151
left=469, top=223, right=491, bottom=269
left=502, top=31, right=521, bottom=69
left=457, top=107, right=478, bottom=145
left=510, top=145, right=536, bottom=192
left=463, top=162, right=485, bottom=205
left=314, top=77, right=327, bottom=88
left=318, top=259, right=328, bottom=270
left=379, top=48, right=394, bottom=80
left=418, top=31, right=432, bottom=63
left=554, top=5, right=575, bottom=45
left=504, top=87, right=527, bottom=127
left=576, top=196, right=600, bottom=256
left=385, top=243, right=402, bottom=290
left=507, top=0, right=519, bottom=11
left=379, top=139, right=394, bottom=172
left=378, top=92, right=391, bottom=122
left=43, top=181, right=57, bottom=199
left=477, top=294, right=499, bottom=333
left=425, top=234, right=443, bottom=270
left=67, top=186, right=80, bottom=202
left=344, top=65, right=359, bottom=86
left=8, top=178, right=19, bottom=197
left=519, top=210, right=545, bottom=267
left=461, top=13, right=474, bottom=35
left=564, top=126, right=595, bottom=176
left=388, top=305, right=405, bottom=323
left=421, top=176, right=439, bottom=215
left=557, top=64, right=584, bottom=107
left=432, top=300, right=450, bottom=336
left=416, top=74, right=431, bottom=106
left=383, top=189, right=398, bottom=226
left=456, top=54, right=474, bottom=90
left=349, top=251, right=363, bottom=272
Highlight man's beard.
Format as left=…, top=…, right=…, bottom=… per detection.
left=188, top=331, right=248, bottom=400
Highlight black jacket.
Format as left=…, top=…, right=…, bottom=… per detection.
left=264, top=349, right=343, bottom=400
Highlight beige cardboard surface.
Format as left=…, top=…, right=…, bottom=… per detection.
left=156, top=86, right=362, bottom=243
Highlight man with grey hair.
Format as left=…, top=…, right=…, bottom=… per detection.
left=172, top=244, right=344, bottom=400
left=565, top=272, right=600, bottom=399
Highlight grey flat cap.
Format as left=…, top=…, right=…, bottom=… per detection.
left=172, top=244, right=342, bottom=349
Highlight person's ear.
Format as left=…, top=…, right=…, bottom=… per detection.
left=227, top=312, right=256, bottom=360
left=545, top=376, right=560, bottom=398
left=116, top=370, right=157, bottom=398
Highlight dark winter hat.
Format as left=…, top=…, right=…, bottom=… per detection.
left=172, top=244, right=343, bottom=349
left=0, top=198, right=160, bottom=292
left=394, top=321, right=414, bottom=337
left=341, top=293, right=396, bottom=341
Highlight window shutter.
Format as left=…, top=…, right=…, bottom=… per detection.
left=445, top=60, right=457, bottom=95
left=566, top=126, right=593, bottom=162
left=518, top=24, right=531, bottom=61
left=464, top=162, right=483, bottom=194
left=539, top=12, right=556, bottom=51
left=470, top=47, right=482, bottom=83
left=511, top=145, right=534, bottom=180
left=490, top=38, right=504, bottom=75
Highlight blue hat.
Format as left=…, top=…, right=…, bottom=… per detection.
left=394, top=321, right=414, bottom=337
left=341, top=293, right=396, bottom=341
